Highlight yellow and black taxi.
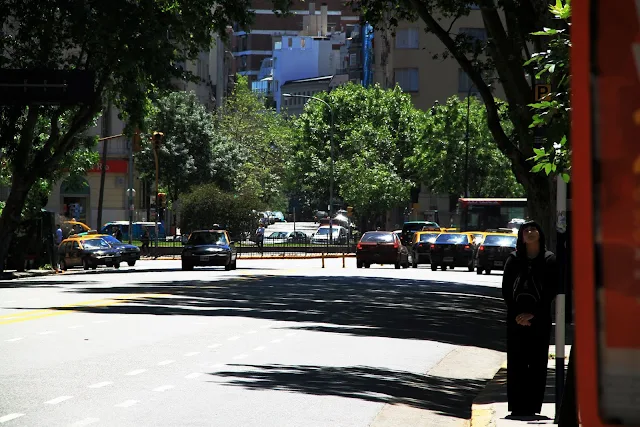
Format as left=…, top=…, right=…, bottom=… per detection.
left=474, top=232, right=517, bottom=275
left=58, top=236, right=122, bottom=270
left=181, top=229, right=237, bottom=271
left=429, top=232, right=477, bottom=271
left=356, top=231, right=410, bottom=269
left=410, top=228, right=441, bottom=268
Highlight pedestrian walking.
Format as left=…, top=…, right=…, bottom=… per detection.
left=141, top=229, right=150, bottom=256
left=255, top=223, right=265, bottom=251
left=54, top=224, right=63, bottom=271
left=113, top=226, right=123, bottom=241
left=502, top=220, right=558, bottom=418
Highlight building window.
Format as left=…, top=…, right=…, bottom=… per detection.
left=459, top=27, right=487, bottom=42
left=458, top=69, right=480, bottom=95
left=287, top=38, right=293, bottom=48
left=394, top=68, right=419, bottom=92
left=395, top=28, right=419, bottom=49
left=349, top=53, right=358, bottom=66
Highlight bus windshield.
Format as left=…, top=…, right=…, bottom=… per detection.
left=458, top=198, right=527, bottom=232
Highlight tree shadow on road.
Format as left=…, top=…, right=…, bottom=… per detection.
left=49, top=275, right=507, bottom=352
left=208, top=363, right=486, bottom=419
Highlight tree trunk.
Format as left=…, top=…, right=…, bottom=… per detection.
left=0, top=177, right=36, bottom=272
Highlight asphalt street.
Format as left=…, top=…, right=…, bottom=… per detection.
left=0, top=258, right=507, bottom=427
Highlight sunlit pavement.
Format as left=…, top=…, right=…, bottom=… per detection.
left=0, top=258, right=507, bottom=427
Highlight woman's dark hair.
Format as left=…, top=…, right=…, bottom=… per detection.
left=516, top=220, right=546, bottom=260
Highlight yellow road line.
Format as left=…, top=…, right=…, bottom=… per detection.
left=0, top=293, right=171, bottom=326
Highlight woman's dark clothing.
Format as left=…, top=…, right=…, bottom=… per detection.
left=502, top=221, right=558, bottom=415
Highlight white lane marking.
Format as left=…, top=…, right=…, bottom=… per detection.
left=68, top=325, right=83, bottom=329
left=209, top=363, right=224, bottom=369
left=39, top=330, right=55, bottom=335
left=259, top=325, right=271, bottom=329
left=88, top=381, right=112, bottom=389
left=71, top=418, right=100, bottom=426
left=153, top=385, right=175, bottom=392
left=157, top=360, right=175, bottom=366
left=126, top=369, right=147, bottom=376
left=4, top=300, right=16, bottom=304
left=227, top=336, right=240, bottom=341
left=207, top=344, right=221, bottom=349
left=92, top=320, right=107, bottom=324
left=45, top=395, right=73, bottom=405
left=185, top=372, right=203, bottom=379
left=285, top=332, right=297, bottom=337
left=115, top=400, right=138, bottom=408
left=246, top=330, right=257, bottom=334
left=253, top=346, right=266, bottom=351
left=194, top=321, right=208, bottom=325
left=232, top=354, right=248, bottom=360
left=6, top=337, right=24, bottom=342
left=184, top=351, right=200, bottom=357
left=270, top=339, right=283, bottom=344
left=0, top=413, right=25, bottom=423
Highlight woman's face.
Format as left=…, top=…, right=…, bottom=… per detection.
left=522, top=225, right=540, bottom=244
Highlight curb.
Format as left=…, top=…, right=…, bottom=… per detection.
left=0, top=269, right=59, bottom=280
left=469, top=360, right=507, bottom=427
left=147, top=254, right=357, bottom=261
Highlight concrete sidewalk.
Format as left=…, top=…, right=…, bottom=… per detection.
left=469, top=345, right=571, bottom=426
left=0, top=269, right=58, bottom=280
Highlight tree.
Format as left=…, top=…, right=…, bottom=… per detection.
left=215, top=75, right=293, bottom=210
left=136, top=91, right=219, bottom=203
left=0, top=0, right=290, bottom=271
left=408, top=95, right=524, bottom=198
left=179, top=183, right=262, bottom=238
left=527, top=0, right=571, bottom=182
left=351, top=0, right=563, bottom=238
left=287, top=83, right=424, bottom=227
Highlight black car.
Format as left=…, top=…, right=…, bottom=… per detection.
left=58, top=237, right=122, bottom=270
left=181, top=230, right=237, bottom=271
left=429, top=232, right=475, bottom=271
left=400, top=221, right=440, bottom=246
left=474, top=233, right=517, bottom=275
left=100, top=235, right=141, bottom=266
left=410, top=232, right=439, bottom=268
left=356, top=231, right=410, bottom=269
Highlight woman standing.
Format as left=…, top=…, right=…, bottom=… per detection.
left=502, top=220, right=558, bottom=417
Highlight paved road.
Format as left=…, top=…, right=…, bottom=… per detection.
left=0, top=259, right=507, bottom=427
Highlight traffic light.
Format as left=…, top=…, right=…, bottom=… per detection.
left=157, top=193, right=167, bottom=208
left=132, top=129, right=142, bottom=152
left=152, top=131, right=164, bottom=150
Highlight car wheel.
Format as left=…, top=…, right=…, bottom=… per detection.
left=431, top=263, right=437, bottom=271
left=476, top=266, right=483, bottom=275
left=114, top=262, right=120, bottom=269
left=182, top=262, right=193, bottom=271
left=486, top=269, right=492, bottom=275
left=364, top=263, right=370, bottom=269
left=441, top=264, right=447, bottom=271
left=83, top=258, right=90, bottom=270
left=59, top=260, right=67, bottom=271
left=127, top=261, right=136, bottom=267
left=395, top=261, right=401, bottom=269
left=231, top=260, right=237, bottom=270
left=467, top=262, right=474, bottom=272
left=356, top=260, right=363, bottom=269
left=412, top=254, right=418, bottom=268
left=225, top=263, right=232, bottom=271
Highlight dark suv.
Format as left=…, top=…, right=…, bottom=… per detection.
left=400, top=221, right=439, bottom=246
left=181, top=230, right=237, bottom=271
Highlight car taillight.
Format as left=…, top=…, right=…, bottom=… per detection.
left=464, top=245, right=470, bottom=250
left=394, top=241, right=399, bottom=249
left=430, top=244, right=435, bottom=249
left=357, top=243, right=362, bottom=250
left=479, top=246, right=485, bottom=251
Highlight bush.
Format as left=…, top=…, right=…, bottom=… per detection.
left=180, top=184, right=262, bottom=238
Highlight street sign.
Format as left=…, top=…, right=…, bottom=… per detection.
left=0, top=69, right=95, bottom=105
left=572, top=0, right=640, bottom=425
left=534, top=84, right=552, bottom=101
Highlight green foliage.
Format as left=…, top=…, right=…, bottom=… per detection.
left=525, top=0, right=572, bottom=181
left=136, top=91, right=219, bottom=201
left=179, top=183, right=263, bottom=238
left=288, top=83, right=423, bottom=222
left=215, top=75, right=293, bottom=210
left=408, top=96, right=524, bottom=197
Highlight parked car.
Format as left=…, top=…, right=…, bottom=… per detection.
left=410, top=230, right=440, bottom=268
left=181, top=229, right=237, bottom=271
left=474, top=233, right=517, bottom=275
left=310, top=225, right=348, bottom=244
left=98, top=235, right=141, bottom=266
left=58, top=236, right=122, bottom=271
left=429, top=232, right=477, bottom=271
left=100, top=221, right=166, bottom=241
left=356, top=231, right=410, bottom=269
left=400, top=221, right=440, bottom=246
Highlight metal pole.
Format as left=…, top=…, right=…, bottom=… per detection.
left=464, top=85, right=473, bottom=198
left=153, top=145, right=159, bottom=253
left=128, top=137, right=134, bottom=244
left=555, top=176, right=567, bottom=421
left=329, top=106, right=334, bottom=245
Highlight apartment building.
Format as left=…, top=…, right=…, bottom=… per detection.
left=233, top=0, right=359, bottom=85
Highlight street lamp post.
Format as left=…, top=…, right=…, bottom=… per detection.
left=283, top=93, right=335, bottom=243
left=152, top=132, right=164, bottom=254
left=464, top=84, right=475, bottom=198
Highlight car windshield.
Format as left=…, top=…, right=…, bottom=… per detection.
left=82, top=239, right=110, bottom=249
left=101, top=235, right=122, bottom=244
left=483, top=235, right=517, bottom=247
left=316, top=228, right=339, bottom=236
left=404, top=222, right=437, bottom=232
left=267, top=231, right=288, bottom=239
left=360, top=233, right=394, bottom=243
left=435, top=234, right=469, bottom=244
left=187, top=232, right=228, bottom=246
left=418, top=233, right=438, bottom=242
